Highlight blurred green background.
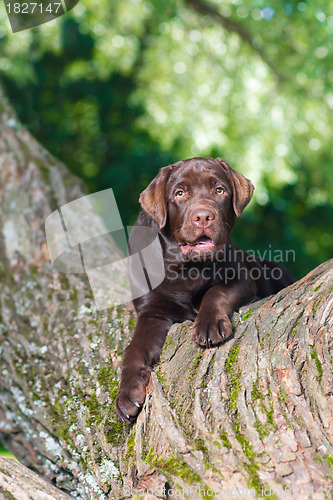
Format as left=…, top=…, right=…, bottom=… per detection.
left=0, top=0, right=332, bottom=281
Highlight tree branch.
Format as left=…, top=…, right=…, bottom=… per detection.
left=0, top=457, right=72, bottom=499
left=185, top=0, right=286, bottom=82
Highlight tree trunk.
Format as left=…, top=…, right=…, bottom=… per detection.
left=0, top=86, right=333, bottom=500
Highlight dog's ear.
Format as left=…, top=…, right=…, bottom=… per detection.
left=139, top=162, right=180, bottom=229
left=216, top=158, right=254, bottom=217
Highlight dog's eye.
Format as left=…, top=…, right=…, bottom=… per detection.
left=216, top=186, right=225, bottom=195
left=175, top=189, right=185, bottom=198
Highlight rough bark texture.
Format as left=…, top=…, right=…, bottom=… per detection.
left=0, top=86, right=333, bottom=500
left=0, top=456, right=73, bottom=499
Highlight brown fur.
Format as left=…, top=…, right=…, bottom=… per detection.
left=115, top=157, right=295, bottom=422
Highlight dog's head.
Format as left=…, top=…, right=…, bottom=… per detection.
left=139, top=157, right=254, bottom=258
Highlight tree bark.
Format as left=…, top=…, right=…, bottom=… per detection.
left=0, top=456, right=73, bottom=499
left=0, top=86, right=333, bottom=500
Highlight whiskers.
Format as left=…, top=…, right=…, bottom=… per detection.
left=171, top=228, right=182, bottom=240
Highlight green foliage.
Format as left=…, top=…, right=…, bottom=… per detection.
left=0, top=442, right=15, bottom=459
left=0, top=0, right=332, bottom=275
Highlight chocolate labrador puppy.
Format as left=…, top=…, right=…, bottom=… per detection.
left=115, top=157, right=295, bottom=422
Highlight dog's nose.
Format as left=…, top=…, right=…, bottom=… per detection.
left=191, top=208, right=215, bottom=228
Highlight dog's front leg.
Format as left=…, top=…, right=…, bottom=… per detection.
left=115, top=315, right=173, bottom=422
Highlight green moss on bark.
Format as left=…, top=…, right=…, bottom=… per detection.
left=143, top=448, right=201, bottom=485
left=310, top=348, right=323, bottom=384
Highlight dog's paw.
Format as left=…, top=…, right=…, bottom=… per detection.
left=115, top=367, right=151, bottom=423
left=193, top=312, right=232, bottom=347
